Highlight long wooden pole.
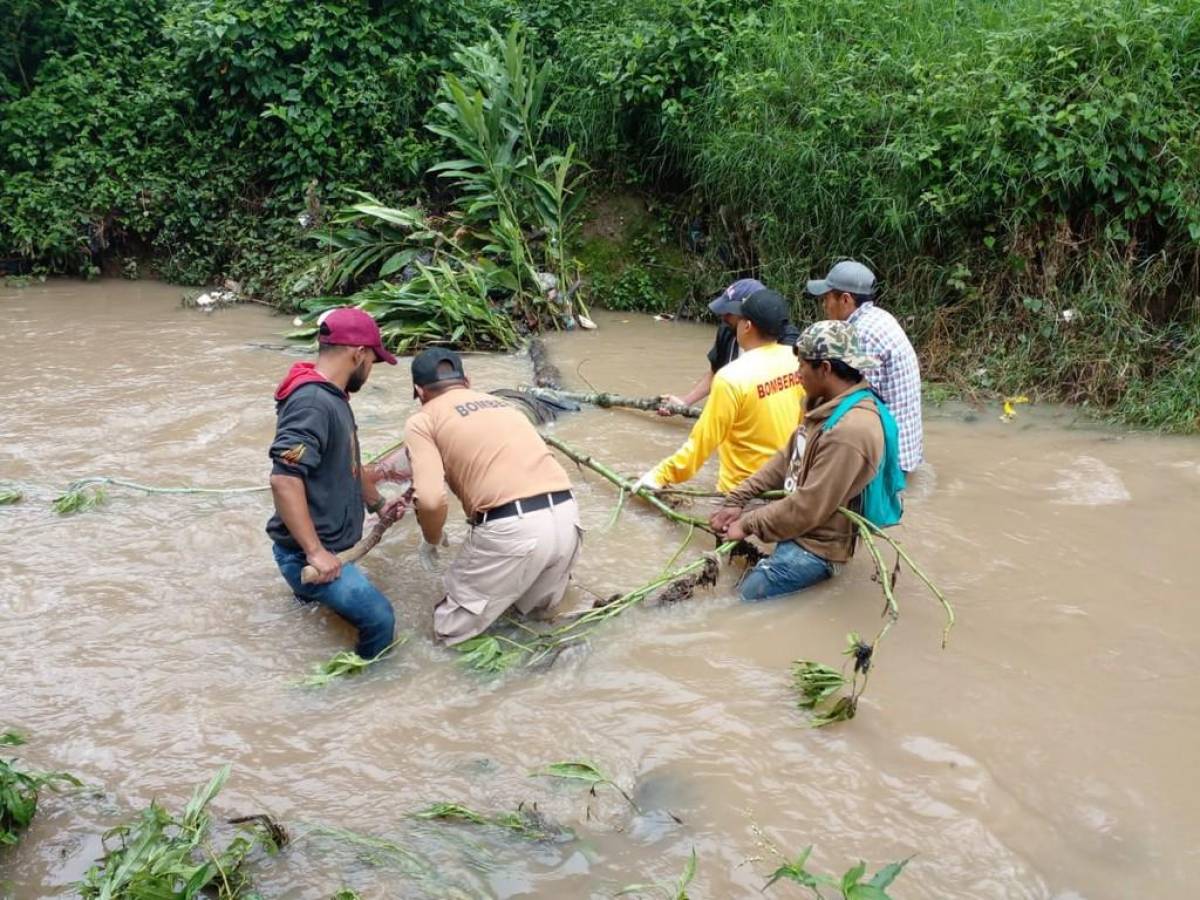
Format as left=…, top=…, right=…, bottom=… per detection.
left=526, top=387, right=701, bottom=419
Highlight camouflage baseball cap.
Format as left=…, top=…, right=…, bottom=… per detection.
left=793, top=320, right=880, bottom=370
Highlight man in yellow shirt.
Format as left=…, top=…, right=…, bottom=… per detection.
left=636, top=289, right=804, bottom=492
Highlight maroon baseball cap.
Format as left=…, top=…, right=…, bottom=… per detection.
left=317, top=307, right=397, bottom=364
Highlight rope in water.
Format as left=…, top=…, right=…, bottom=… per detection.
left=49, top=437, right=409, bottom=500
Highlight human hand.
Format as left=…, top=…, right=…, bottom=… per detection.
left=724, top=518, right=748, bottom=541
left=418, top=533, right=450, bottom=573
left=657, top=394, right=686, bottom=417
left=709, top=506, right=743, bottom=535
left=370, top=449, right=413, bottom=484
left=305, top=547, right=342, bottom=584
left=379, top=495, right=410, bottom=526
left=633, top=470, right=664, bottom=492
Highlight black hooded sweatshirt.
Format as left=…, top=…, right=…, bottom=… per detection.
left=265, top=362, right=364, bottom=553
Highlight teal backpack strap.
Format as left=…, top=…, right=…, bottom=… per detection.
left=822, top=389, right=873, bottom=432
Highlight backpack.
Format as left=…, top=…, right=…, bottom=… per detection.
left=823, top=388, right=905, bottom=528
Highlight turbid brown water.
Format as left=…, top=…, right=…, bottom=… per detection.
left=2, top=281, right=1198, bottom=898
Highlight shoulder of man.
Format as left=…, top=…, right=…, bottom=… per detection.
left=823, top=401, right=884, bottom=450
left=275, top=384, right=341, bottom=427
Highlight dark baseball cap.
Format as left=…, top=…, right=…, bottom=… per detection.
left=411, top=347, right=467, bottom=396
left=708, top=278, right=765, bottom=316
left=318, top=307, right=397, bottom=364
left=740, top=289, right=790, bottom=338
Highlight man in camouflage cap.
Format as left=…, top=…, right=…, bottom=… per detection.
left=710, top=320, right=893, bottom=601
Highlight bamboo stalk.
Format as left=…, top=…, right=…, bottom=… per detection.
left=542, top=434, right=713, bottom=533
left=526, top=387, right=701, bottom=418
left=838, top=506, right=955, bottom=647
left=56, top=439, right=409, bottom=501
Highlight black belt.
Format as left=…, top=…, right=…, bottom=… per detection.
left=470, top=489, right=573, bottom=526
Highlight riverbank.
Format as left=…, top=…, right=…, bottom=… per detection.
left=5, top=1, right=1198, bottom=432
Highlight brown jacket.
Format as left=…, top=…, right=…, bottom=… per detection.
left=724, top=384, right=884, bottom=562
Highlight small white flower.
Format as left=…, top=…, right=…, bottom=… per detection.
left=1061, top=308, right=1077, bottom=323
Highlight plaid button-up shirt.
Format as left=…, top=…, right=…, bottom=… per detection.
left=848, top=302, right=924, bottom=471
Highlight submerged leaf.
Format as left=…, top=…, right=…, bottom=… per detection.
left=300, top=636, right=407, bottom=687
left=791, top=660, right=846, bottom=709
left=811, top=696, right=858, bottom=728
left=52, top=485, right=107, bottom=516
left=530, top=760, right=607, bottom=785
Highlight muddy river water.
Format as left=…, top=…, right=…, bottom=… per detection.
left=1, top=281, right=1198, bottom=898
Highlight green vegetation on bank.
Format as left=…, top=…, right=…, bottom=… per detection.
left=2, top=0, right=1198, bottom=429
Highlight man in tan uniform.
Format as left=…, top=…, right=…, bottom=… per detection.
left=403, top=348, right=581, bottom=644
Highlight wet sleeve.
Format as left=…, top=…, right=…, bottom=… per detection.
left=740, top=432, right=870, bottom=543
left=651, top=374, right=738, bottom=487
left=404, top=415, right=448, bottom=515
left=269, top=397, right=328, bottom=477
left=724, top=441, right=790, bottom=507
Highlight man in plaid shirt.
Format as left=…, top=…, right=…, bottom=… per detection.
left=806, top=261, right=924, bottom=471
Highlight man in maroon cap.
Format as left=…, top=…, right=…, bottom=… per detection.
left=266, top=307, right=404, bottom=659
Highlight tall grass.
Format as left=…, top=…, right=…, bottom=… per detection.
left=544, top=0, right=1200, bottom=427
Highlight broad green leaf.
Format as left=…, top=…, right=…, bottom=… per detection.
left=867, top=857, right=912, bottom=890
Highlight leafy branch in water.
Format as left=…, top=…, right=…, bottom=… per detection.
left=412, top=801, right=573, bottom=843
left=0, top=487, right=22, bottom=505
left=617, top=848, right=697, bottom=899
left=299, top=636, right=408, bottom=688
left=792, top=507, right=955, bottom=727
left=764, top=844, right=911, bottom=899
left=455, top=543, right=733, bottom=674
left=77, top=766, right=284, bottom=898
left=52, top=484, right=107, bottom=515
left=1, top=732, right=82, bottom=846
left=530, top=760, right=641, bottom=815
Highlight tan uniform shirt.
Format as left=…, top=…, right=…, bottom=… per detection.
left=405, top=388, right=572, bottom=519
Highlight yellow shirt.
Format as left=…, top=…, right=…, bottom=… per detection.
left=651, top=342, right=804, bottom=491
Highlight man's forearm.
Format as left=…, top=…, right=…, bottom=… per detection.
left=361, top=474, right=383, bottom=512
left=270, top=474, right=323, bottom=555
left=680, top=371, right=714, bottom=406
left=416, top=503, right=448, bottom=544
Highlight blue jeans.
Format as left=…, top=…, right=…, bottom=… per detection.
left=272, top=543, right=396, bottom=659
left=739, top=540, right=834, bottom=602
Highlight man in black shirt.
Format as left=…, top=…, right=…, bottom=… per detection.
left=656, top=278, right=764, bottom=415
left=266, top=307, right=405, bottom=659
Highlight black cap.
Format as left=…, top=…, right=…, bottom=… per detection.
left=411, top=348, right=466, bottom=395
left=740, top=289, right=790, bottom=338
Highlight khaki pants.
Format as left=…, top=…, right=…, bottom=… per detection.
left=434, top=498, right=582, bottom=646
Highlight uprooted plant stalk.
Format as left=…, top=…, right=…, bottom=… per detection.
left=792, top=506, right=954, bottom=726
left=526, top=387, right=701, bottom=418
left=412, top=801, right=574, bottom=843
left=538, top=435, right=953, bottom=726
left=1, top=731, right=81, bottom=846
left=542, top=434, right=713, bottom=533
left=50, top=438, right=408, bottom=516
left=77, top=765, right=284, bottom=898
left=455, top=542, right=736, bottom=673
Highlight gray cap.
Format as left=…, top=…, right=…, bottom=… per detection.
left=805, top=260, right=876, bottom=298
left=708, top=278, right=766, bottom=316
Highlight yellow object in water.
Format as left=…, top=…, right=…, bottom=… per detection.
left=1001, top=395, right=1030, bottom=422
